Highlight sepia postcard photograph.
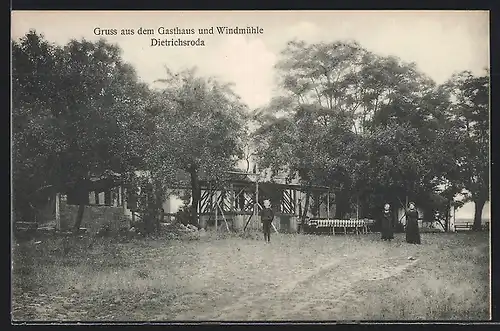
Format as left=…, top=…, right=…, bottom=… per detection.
left=11, top=10, right=490, bottom=322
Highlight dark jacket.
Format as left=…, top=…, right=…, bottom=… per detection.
left=260, top=207, right=274, bottom=222
left=405, top=209, right=421, bottom=244
left=381, top=210, right=394, bottom=239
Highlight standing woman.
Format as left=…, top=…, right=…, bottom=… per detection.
left=381, top=203, right=394, bottom=241
left=405, top=202, right=421, bottom=244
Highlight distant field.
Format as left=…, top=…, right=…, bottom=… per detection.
left=454, top=218, right=490, bottom=224
left=12, top=231, right=490, bottom=321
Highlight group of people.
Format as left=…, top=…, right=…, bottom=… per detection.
left=259, top=199, right=422, bottom=244
left=380, top=202, right=421, bottom=244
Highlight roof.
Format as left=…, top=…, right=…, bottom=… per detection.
left=199, top=177, right=330, bottom=192
left=133, top=168, right=331, bottom=192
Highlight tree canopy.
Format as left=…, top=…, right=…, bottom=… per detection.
left=253, top=39, right=489, bottom=225
left=12, top=32, right=490, bottom=231
left=12, top=31, right=150, bottom=226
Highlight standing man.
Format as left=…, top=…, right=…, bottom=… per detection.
left=260, top=199, right=274, bottom=243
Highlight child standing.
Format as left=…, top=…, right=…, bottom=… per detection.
left=260, top=200, right=274, bottom=243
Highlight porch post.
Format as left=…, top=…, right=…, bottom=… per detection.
left=55, top=192, right=61, bottom=231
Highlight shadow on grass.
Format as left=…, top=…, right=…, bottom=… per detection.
left=335, top=232, right=490, bottom=320
left=11, top=230, right=490, bottom=321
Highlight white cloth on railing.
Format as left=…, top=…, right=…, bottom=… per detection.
left=307, top=219, right=374, bottom=227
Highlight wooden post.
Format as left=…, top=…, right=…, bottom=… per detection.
left=105, top=190, right=111, bottom=206
left=123, top=188, right=127, bottom=209
left=405, top=195, right=409, bottom=226
left=293, top=189, right=297, bottom=215
left=123, top=187, right=130, bottom=228
left=243, top=213, right=253, bottom=232
left=272, top=221, right=279, bottom=233
left=208, top=181, right=212, bottom=222
left=318, top=194, right=321, bottom=218
left=230, top=183, right=234, bottom=214
left=55, top=193, right=61, bottom=231
left=217, top=200, right=230, bottom=232
left=451, top=205, right=456, bottom=232
left=255, top=179, right=259, bottom=214
left=255, top=163, right=259, bottom=230
left=215, top=187, right=218, bottom=233
left=356, top=196, right=359, bottom=221
left=327, top=190, right=330, bottom=221
left=118, top=186, right=122, bottom=206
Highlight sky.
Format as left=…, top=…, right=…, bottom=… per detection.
left=12, top=10, right=489, bottom=110
left=11, top=10, right=490, bottom=218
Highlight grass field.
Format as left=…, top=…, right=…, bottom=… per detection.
left=11, top=230, right=490, bottom=321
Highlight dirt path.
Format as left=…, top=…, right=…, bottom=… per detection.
left=12, top=233, right=489, bottom=322
left=177, top=254, right=419, bottom=321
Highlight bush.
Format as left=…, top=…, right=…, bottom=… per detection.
left=175, top=206, right=192, bottom=226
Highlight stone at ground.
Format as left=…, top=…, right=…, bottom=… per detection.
left=186, top=231, right=200, bottom=240
left=164, top=233, right=179, bottom=240
left=187, top=224, right=198, bottom=231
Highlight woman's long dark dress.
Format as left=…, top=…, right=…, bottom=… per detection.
left=381, top=210, right=394, bottom=240
left=405, top=209, right=421, bottom=244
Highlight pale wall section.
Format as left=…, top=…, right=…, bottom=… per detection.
left=162, top=193, right=186, bottom=214
left=454, top=201, right=490, bottom=222
left=60, top=201, right=129, bottom=232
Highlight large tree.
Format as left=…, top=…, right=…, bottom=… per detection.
left=150, top=67, right=248, bottom=225
left=442, top=71, right=489, bottom=230
left=12, top=30, right=150, bottom=231
left=255, top=39, right=450, bottom=219
left=12, top=31, right=60, bottom=222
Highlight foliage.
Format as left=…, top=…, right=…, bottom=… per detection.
left=12, top=31, right=489, bottom=231
left=254, top=39, right=489, bottom=222
left=441, top=71, right=489, bottom=229
left=149, top=67, right=248, bottom=224
left=12, top=30, right=151, bottom=225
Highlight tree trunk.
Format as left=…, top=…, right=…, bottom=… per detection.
left=311, top=193, right=320, bottom=217
left=73, top=204, right=85, bottom=234
left=143, top=212, right=156, bottom=234
left=334, top=189, right=348, bottom=219
left=472, top=198, right=486, bottom=231
left=72, top=179, right=88, bottom=234
left=142, top=183, right=158, bottom=235
left=302, top=190, right=311, bottom=222
left=444, top=201, right=450, bottom=232
left=154, top=181, right=163, bottom=232
left=104, top=191, right=111, bottom=206
left=189, top=166, right=201, bottom=226
left=391, top=197, right=402, bottom=231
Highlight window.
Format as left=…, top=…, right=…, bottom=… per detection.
left=88, top=186, right=124, bottom=207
